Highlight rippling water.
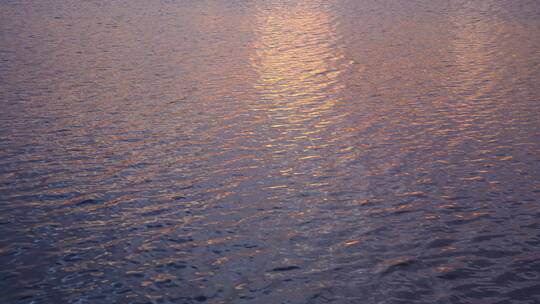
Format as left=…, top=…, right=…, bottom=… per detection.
left=1, top=0, right=540, bottom=303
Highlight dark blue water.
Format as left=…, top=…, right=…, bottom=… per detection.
left=1, top=0, right=540, bottom=303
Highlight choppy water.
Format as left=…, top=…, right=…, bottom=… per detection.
left=1, top=0, right=540, bottom=303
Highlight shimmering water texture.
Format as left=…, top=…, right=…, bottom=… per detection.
left=1, top=0, right=540, bottom=303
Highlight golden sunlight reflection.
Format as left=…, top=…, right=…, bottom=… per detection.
left=249, top=2, right=351, bottom=136
left=450, top=2, right=501, bottom=103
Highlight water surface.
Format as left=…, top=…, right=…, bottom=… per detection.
left=1, top=0, right=540, bottom=303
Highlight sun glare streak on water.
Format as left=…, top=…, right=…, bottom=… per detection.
left=248, top=1, right=352, bottom=189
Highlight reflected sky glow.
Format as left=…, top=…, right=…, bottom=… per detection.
left=250, top=2, right=350, bottom=131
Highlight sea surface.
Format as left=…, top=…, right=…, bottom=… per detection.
left=1, top=0, right=540, bottom=303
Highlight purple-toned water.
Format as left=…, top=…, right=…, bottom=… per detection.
left=1, top=0, right=540, bottom=303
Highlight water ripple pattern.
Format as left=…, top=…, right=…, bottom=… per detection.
left=1, top=0, right=540, bottom=303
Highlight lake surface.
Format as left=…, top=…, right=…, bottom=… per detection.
left=1, top=0, right=540, bottom=303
